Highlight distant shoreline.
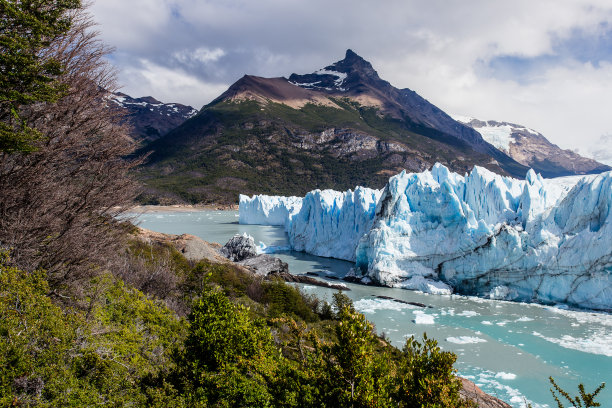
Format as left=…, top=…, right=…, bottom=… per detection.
left=126, top=203, right=239, bottom=213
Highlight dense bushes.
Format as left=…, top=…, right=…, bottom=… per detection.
left=0, top=251, right=181, bottom=406
left=394, top=334, right=466, bottom=407
left=1, top=243, right=481, bottom=407
left=179, top=288, right=279, bottom=407
left=3, top=237, right=605, bottom=407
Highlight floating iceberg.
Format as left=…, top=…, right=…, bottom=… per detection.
left=239, top=164, right=612, bottom=310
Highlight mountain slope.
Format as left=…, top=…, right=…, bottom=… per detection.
left=454, top=116, right=611, bottom=177
left=137, top=50, right=532, bottom=204
left=108, top=92, right=198, bottom=144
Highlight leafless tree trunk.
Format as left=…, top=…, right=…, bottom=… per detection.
left=0, top=7, right=141, bottom=294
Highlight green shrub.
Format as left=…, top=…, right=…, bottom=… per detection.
left=549, top=377, right=605, bottom=408
left=191, top=259, right=254, bottom=298
left=394, top=333, right=473, bottom=408
left=0, top=251, right=186, bottom=406
left=261, top=280, right=319, bottom=322
left=319, top=303, right=393, bottom=407
left=179, top=287, right=279, bottom=406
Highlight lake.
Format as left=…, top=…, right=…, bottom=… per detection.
left=132, top=209, right=612, bottom=408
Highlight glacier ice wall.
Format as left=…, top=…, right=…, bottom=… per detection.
left=239, top=164, right=612, bottom=310
left=287, top=187, right=381, bottom=261
left=239, top=194, right=302, bottom=226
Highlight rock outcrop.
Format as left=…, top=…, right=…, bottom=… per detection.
left=218, top=234, right=349, bottom=290
left=459, top=378, right=512, bottom=408
left=137, top=228, right=230, bottom=264
left=219, top=233, right=258, bottom=262
left=240, top=254, right=289, bottom=276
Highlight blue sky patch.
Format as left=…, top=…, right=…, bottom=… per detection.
left=479, top=22, right=612, bottom=83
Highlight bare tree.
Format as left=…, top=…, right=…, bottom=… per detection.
left=0, top=6, right=141, bottom=292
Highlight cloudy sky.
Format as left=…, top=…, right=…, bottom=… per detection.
left=91, top=0, right=612, bottom=165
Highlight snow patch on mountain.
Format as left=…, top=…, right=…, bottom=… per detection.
left=315, top=69, right=348, bottom=90
left=475, top=123, right=515, bottom=152
left=451, top=114, right=517, bottom=153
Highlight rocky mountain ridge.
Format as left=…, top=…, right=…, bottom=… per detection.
left=137, top=51, right=530, bottom=203
left=288, top=50, right=497, bottom=155
left=108, top=92, right=198, bottom=144
left=454, top=115, right=610, bottom=177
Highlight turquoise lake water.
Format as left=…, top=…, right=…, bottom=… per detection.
left=132, top=209, right=612, bottom=408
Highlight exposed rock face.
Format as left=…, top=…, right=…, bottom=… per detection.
left=239, top=254, right=289, bottom=276
left=455, top=116, right=611, bottom=177
left=219, top=233, right=258, bottom=262
left=137, top=228, right=230, bottom=264
left=218, top=234, right=349, bottom=290
left=459, top=378, right=512, bottom=408
left=291, top=128, right=408, bottom=160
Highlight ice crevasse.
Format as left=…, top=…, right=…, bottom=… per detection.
left=239, top=164, right=612, bottom=310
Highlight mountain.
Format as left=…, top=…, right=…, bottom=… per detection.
left=453, top=115, right=611, bottom=177
left=136, top=50, right=533, bottom=204
left=287, top=50, right=501, bottom=156
left=108, top=92, right=198, bottom=144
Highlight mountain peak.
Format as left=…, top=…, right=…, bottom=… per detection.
left=332, top=49, right=378, bottom=77
left=288, top=49, right=380, bottom=92
left=344, top=48, right=361, bottom=61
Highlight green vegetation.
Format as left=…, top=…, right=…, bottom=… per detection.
left=137, top=98, right=495, bottom=204
left=549, top=377, right=605, bottom=408
left=0, top=234, right=480, bottom=407
left=394, top=334, right=466, bottom=407
left=0, top=250, right=181, bottom=406
left=2, top=239, right=606, bottom=407
left=0, top=0, right=81, bottom=152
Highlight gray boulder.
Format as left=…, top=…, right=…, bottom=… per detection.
left=239, top=254, right=289, bottom=276
left=220, top=233, right=258, bottom=262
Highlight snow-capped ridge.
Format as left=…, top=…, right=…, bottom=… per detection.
left=453, top=114, right=611, bottom=177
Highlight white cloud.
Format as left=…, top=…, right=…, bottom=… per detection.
left=583, top=134, right=612, bottom=165
left=173, top=47, right=226, bottom=65
left=119, top=59, right=228, bottom=108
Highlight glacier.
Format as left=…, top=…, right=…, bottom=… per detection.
left=238, top=194, right=302, bottom=226
left=239, top=164, right=612, bottom=310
